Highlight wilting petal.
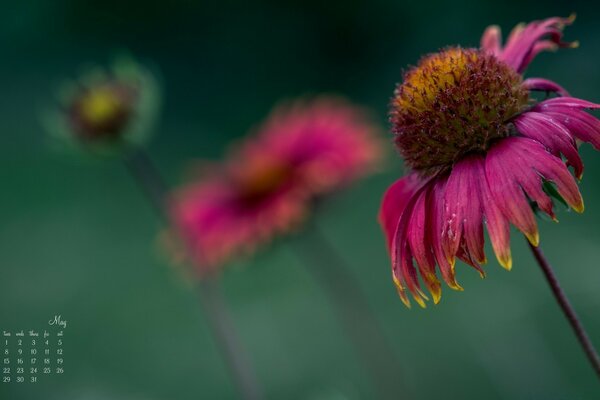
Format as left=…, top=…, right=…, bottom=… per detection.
left=441, top=165, right=466, bottom=263
left=475, top=159, right=512, bottom=270
left=485, top=138, right=539, bottom=246
left=396, top=226, right=428, bottom=308
left=498, top=15, right=577, bottom=73
left=514, top=111, right=582, bottom=178
left=481, top=25, right=502, bottom=55
left=460, top=157, right=486, bottom=265
left=534, top=96, right=600, bottom=110
left=429, top=178, right=463, bottom=291
left=407, top=189, right=442, bottom=303
left=442, top=156, right=486, bottom=267
left=378, top=176, right=418, bottom=251
left=522, top=78, right=570, bottom=96
left=389, top=184, right=430, bottom=308
left=516, top=139, right=584, bottom=213
left=541, top=109, right=600, bottom=150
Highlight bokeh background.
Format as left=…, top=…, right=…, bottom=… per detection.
left=1, top=0, right=600, bottom=398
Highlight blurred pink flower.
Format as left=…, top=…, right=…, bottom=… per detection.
left=380, top=16, right=600, bottom=307
left=172, top=97, right=381, bottom=274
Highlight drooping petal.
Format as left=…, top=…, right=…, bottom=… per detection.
left=522, top=78, right=570, bottom=96
left=378, top=176, right=418, bottom=251
left=534, top=96, right=600, bottom=110
left=429, top=178, right=463, bottom=291
left=442, top=156, right=486, bottom=267
left=459, top=157, right=486, bottom=265
left=485, top=138, right=540, bottom=246
left=380, top=177, right=428, bottom=307
left=388, top=184, right=430, bottom=308
left=486, top=137, right=583, bottom=242
left=441, top=165, right=465, bottom=264
left=407, top=189, right=442, bottom=303
left=475, top=158, right=512, bottom=270
left=541, top=109, right=600, bottom=151
left=516, top=139, right=584, bottom=213
left=513, top=111, right=582, bottom=178
left=493, top=15, right=577, bottom=73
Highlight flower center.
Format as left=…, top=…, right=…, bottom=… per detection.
left=70, top=83, right=135, bottom=140
left=233, top=157, right=292, bottom=204
left=391, top=47, right=529, bottom=174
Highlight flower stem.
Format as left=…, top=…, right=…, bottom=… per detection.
left=292, top=223, right=409, bottom=399
left=527, top=240, right=600, bottom=379
left=124, top=148, right=264, bottom=400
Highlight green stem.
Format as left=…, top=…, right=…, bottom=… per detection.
left=527, top=239, right=600, bottom=379
left=124, top=148, right=264, bottom=399
left=292, top=223, right=410, bottom=399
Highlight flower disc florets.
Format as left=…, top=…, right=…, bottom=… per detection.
left=391, top=47, right=529, bottom=174
left=69, top=82, right=136, bottom=141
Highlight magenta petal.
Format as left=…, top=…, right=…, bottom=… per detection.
left=441, top=163, right=466, bottom=263
left=385, top=180, right=429, bottom=308
left=513, top=111, right=582, bottom=178
left=535, top=97, right=600, bottom=110
left=441, top=156, right=485, bottom=263
left=485, top=138, right=539, bottom=245
left=481, top=25, right=502, bottom=55
left=476, top=159, right=512, bottom=270
left=522, top=78, right=570, bottom=96
left=515, top=138, right=584, bottom=213
left=395, top=209, right=428, bottom=308
left=541, top=109, right=600, bottom=151
left=429, top=178, right=463, bottom=291
left=407, top=189, right=441, bottom=303
left=378, top=176, right=417, bottom=251
left=499, top=16, right=576, bottom=73
left=461, top=159, right=486, bottom=265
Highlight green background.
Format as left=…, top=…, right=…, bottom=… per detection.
left=1, top=0, right=599, bottom=398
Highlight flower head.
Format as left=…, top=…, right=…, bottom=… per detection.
left=45, top=56, right=160, bottom=154
left=380, top=16, right=600, bottom=308
left=172, top=97, right=381, bottom=275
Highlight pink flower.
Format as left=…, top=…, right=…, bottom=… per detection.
left=172, top=97, right=381, bottom=274
left=380, top=16, right=600, bottom=308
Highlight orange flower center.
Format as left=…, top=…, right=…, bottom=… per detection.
left=234, top=157, right=292, bottom=203
left=391, top=48, right=529, bottom=174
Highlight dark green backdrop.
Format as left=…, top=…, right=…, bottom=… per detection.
left=1, top=0, right=599, bottom=398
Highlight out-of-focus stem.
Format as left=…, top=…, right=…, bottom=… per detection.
left=292, top=223, right=409, bottom=399
left=124, top=148, right=264, bottom=400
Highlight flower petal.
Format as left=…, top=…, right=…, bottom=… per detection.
left=429, top=178, right=463, bottom=291
left=516, top=139, right=584, bottom=213
left=522, top=78, right=570, bottom=96
left=440, top=157, right=490, bottom=268
left=485, top=138, right=539, bottom=246
left=407, top=189, right=442, bottom=303
left=541, top=109, right=600, bottom=151
left=497, top=15, right=577, bottom=73
left=388, top=184, right=430, bottom=308
left=476, top=159, right=512, bottom=270
left=513, top=111, right=582, bottom=178
left=378, top=176, right=418, bottom=251
left=480, top=25, right=502, bottom=55
left=535, top=96, right=600, bottom=110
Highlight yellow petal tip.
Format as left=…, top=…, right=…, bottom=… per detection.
left=499, top=255, right=513, bottom=271
left=526, top=231, right=540, bottom=247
